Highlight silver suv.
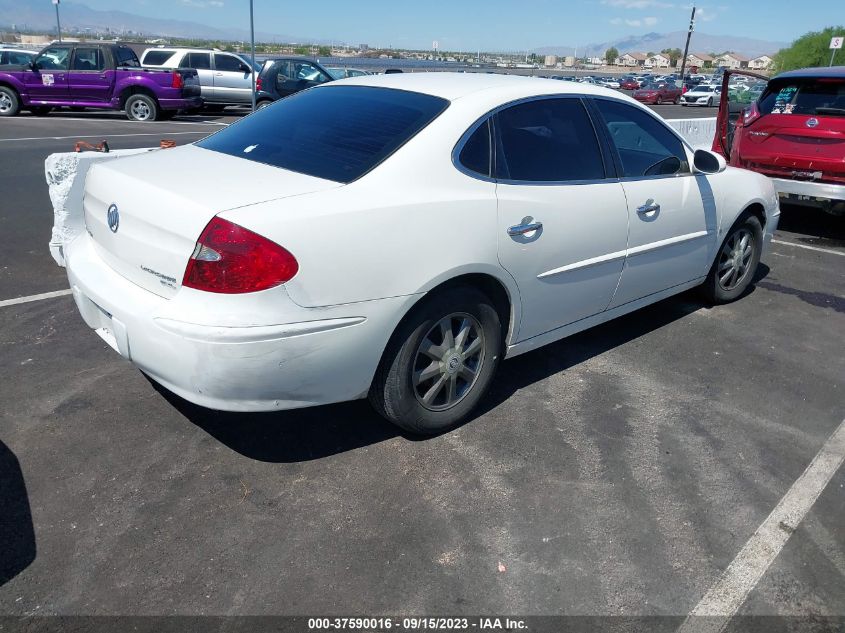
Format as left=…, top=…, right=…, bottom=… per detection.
left=140, top=47, right=259, bottom=109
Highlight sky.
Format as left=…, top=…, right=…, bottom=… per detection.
left=74, top=0, right=843, bottom=51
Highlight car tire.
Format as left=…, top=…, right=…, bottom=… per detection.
left=707, top=97, right=713, bottom=107
left=29, top=106, right=52, bottom=116
left=0, top=86, right=21, bottom=117
left=701, top=213, right=763, bottom=304
left=369, top=285, right=503, bottom=435
left=125, top=94, right=159, bottom=122
left=256, top=99, right=272, bottom=110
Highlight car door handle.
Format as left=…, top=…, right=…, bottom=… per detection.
left=507, top=219, right=543, bottom=236
left=214, top=72, right=223, bottom=76
left=637, top=202, right=660, bottom=215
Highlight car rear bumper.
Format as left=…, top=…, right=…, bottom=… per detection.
left=158, top=96, right=204, bottom=110
left=770, top=178, right=845, bottom=204
left=64, top=233, right=415, bottom=412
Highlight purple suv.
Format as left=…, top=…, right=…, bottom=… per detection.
left=0, top=43, right=202, bottom=121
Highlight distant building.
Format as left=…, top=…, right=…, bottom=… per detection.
left=618, top=52, right=647, bottom=67
left=359, top=44, right=369, bottom=51
left=715, top=53, right=751, bottom=69
left=587, top=56, right=605, bottom=65
left=645, top=53, right=670, bottom=68
left=563, top=56, right=575, bottom=67
left=748, top=55, right=774, bottom=71
left=544, top=55, right=557, bottom=67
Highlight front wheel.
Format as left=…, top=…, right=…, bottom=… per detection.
left=0, top=86, right=20, bottom=117
left=701, top=214, right=763, bottom=304
left=125, top=94, right=159, bottom=121
left=707, top=97, right=713, bottom=107
left=369, top=286, right=503, bottom=435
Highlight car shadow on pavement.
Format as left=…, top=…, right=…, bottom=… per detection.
left=778, top=203, right=845, bottom=246
left=0, top=440, right=36, bottom=587
left=151, top=381, right=401, bottom=463
left=160, top=266, right=770, bottom=462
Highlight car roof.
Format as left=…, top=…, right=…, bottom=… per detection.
left=772, top=65, right=845, bottom=80
left=334, top=71, right=620, bottom=101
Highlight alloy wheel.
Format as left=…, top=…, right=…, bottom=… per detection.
left=0, top=93, right=11, bottom=113
left=131, top=100, right=151, bottom=120
left=412, top=313, right=485, bottom=411
left=717, top=228, right=754, bottom=291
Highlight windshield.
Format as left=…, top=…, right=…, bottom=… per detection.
left=759, top=77, right=845, bottom=116
left=197, top=85, right=449, bottom=183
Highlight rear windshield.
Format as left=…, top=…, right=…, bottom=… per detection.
left=760, top=77, right=845, bottom=117
left=197, top=85, right=449, bottom=183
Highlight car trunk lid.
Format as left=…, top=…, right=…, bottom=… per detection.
left=83, top=144, right=339, bottom=298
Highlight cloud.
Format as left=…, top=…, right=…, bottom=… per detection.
left=612, top=16, right=659, bottom=26
left=602, top=0, right=674, bottom=8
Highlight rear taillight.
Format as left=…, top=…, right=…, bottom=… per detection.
left=255, top=77, right=262, bottom=91
left=182, top=217, right=298, bottom=294
left=171, top=71, right=183, bottom=89
left=742, top=100, right=761, bottom=126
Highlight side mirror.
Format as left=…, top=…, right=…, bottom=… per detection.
left=693, top=148, right=726, bottom=174
left=239, top=63, right=251, bottom=73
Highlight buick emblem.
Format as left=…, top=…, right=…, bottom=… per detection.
left=107, top=204, right=119, bottom=233
left=806, top=118, right=819, bottom=128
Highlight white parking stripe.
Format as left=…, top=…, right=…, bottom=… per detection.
left=0, top=131, right=210, bottom=143
left=677, top=417, right=845, bottom=633
left=772, top=239, right=845, bottom=258
left=0, top=289, right=72, bottom=308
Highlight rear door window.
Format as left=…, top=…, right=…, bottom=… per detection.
left=197, top=85, right=449, bottom=183
left=180, top=52, right=211, bottom=70
left=71, top=48, right=105, bottom=71
left=114, top=47, right=139, bottom=68
left=493, top=98, right=606, bottom=182
left=759, top=78, right=845, bottom=116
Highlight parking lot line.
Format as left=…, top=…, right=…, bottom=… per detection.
left=772, top=239, right=845, bottom=258
left=677, top=417, right=845, bottom=633
left=0, top=131, right=211, bottom=143
left=0, top=289, right=72, bottom=308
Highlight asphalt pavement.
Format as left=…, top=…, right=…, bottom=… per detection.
left=0, top=108, right=842, bottom=625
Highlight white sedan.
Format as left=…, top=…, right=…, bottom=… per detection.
left=681, top=84, right=721, bottom=106
left=66, top=73, right=779, bottom=434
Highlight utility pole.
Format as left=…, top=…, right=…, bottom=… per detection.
left=249, top=0, right=256, bottom=112
left=678, top=6, right=695, bottom=85
left=52, top=0, right=62, bottom=42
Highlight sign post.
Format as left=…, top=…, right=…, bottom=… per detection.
left=831, top=36, right=843, bottom=67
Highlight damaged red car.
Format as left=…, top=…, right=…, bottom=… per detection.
left=714, top=67, right=845, bottom=216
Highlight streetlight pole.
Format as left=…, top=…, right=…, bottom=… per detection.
left=678, top=6, right=695, bottom=85
left=52, top=0, right=62, bottom=43
left=249, top=0, right=256, bottom=112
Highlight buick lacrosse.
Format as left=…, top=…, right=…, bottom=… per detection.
left=67, top=73, right=779, bottom=434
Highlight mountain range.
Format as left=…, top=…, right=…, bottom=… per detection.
left=535, top=31, right=788, bottom=59
left=0, top=1, right=788, bottom=56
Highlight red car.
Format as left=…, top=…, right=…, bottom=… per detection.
left=619, top=77, right=640, bottom=90
left=714, top=67, right=845, bottom=216
left=632, top=81, right=681, bottom=105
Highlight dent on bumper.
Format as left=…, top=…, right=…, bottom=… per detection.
left=65, top=235, right=415, bottom=412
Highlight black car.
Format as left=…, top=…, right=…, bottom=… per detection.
left=255, top=57, right=334, bottom=107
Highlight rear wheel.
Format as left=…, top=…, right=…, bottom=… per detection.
left=256, top=99, right=273, bottom=110
left=0, top=86, right=20, bottom=117
left=369, top=286, right=503, bottom=435
left=673, top=95, right=680, bottom=104
left=125, top=94, right=159, bottom=122
left=701, top=214, right=763, bottom=304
